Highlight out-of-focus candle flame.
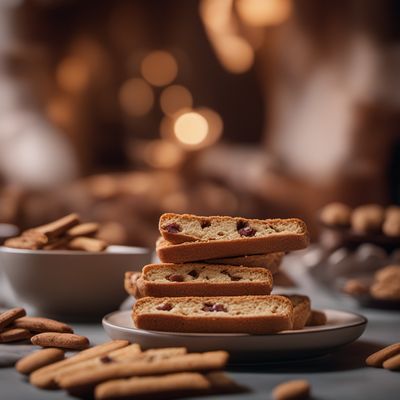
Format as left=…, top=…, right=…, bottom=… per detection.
left=141, top=51, right=178, bottom=87
left=144, top=139, right=185, bottom=169
left=119, top=78, right=154, bottom=117
left=174, top=112, right=209, bottom=146
left=56, top=57, right=90, bottom=93
left=236, top=0, right=292, bottom=27
left=199, top=0, right=254, bottom=73
left=160, top=85, right=193, bottom=116
left=46, top=97, right=73, bottom=126
left=197, top=107, right=223, bottom=145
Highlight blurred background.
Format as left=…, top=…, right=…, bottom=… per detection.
left=0, top=0, right=399, bottom=247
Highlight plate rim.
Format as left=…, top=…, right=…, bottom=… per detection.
left=102, top=308, right=368, bottom=338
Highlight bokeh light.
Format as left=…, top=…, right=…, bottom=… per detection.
left=119, top=78, right=154, bottom=117
left=174, top=112, right=209, bottom=146
left=197, top=107, right=223, bottom=145
left=144, top=139, right=185, bottom=169
left=56, top=57, right=90, bottom=93
left=160, top=85, right=193, bottom=116
left=141, top=51, right=178, bottom=87
left=236, top=0, right=292, bottom=27
left=46, top=97, right=73, bottom=126
left=215, top=35, right=254, bottom=73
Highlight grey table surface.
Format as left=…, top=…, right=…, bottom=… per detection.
left=1, top=254, right=399, bottom=400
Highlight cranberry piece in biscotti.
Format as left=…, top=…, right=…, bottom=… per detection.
left=188, top=270, right=199, bottom=278
left=200, top=220, right=211, bottom=229
left=236, top=220, right=256, bottom=237
left=202, top=303, right=227, bottom=312
left=166, top=274, right=184, bottom=282
left=100, top=355, right=114, bottom=364
left=230, top=275, right=242, bottom=281
left=156, top=303, right=173, bottom=311
left=164, top=223, right=181, bottom=234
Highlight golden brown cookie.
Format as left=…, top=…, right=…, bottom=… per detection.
left=16, top=348, right=65, bottom=375
left=31, top=332, right=90, bottom=350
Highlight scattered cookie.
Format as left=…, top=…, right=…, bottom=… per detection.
left=320, top=202, right=352, bottom=227
left=342, top=279, right=370, bottom=296
left=383, top=353, right=400, bottom=371
left=0, top=328, right=31, bottom=343
left=366, top=343, right=400, bottom=367
left=16, top=348, right=65, bottom=375
left=272, top=379, right=311, bottom=400
left=351, top=204, right=385, bottom=234
left=13, top=317, right=73, bottom=333
left=30, top=340, right=130, bottom=389
left=0, top=307, right=26, bottom=331
left=370, top=265, right=400, bottom=301
left=94, top=372, right=210, bottom=400
left=383, top=207, right=400, bottom=237
left=31, top=332, right=90, bottom=350
left=58, top=351, right=229, bottom=392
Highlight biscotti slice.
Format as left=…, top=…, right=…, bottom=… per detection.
left=135, top=263, right=273, bottom=297
left=124, top=272, right=142, bottom=298
left=157, top=215, right=308, bottom=262
left=156, top=237, right=282, bottom=264
left=160, top=213, right=308, bottom=246
left=281, top=294, right=311, bottom=330
left=133, top=295, right=293, bottom=334
left=205, top=252, right=283, bottom=274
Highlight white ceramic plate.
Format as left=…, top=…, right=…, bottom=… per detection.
left=103, top=309, right=367, bottom=362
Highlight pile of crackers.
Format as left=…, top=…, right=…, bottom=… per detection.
left=4, top=213, right=108, bottom=252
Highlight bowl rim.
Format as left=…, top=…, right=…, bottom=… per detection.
left=0, top=244, right=149, bottom=256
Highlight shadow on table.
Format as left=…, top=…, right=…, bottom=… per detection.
left=228, top=340, right=384, bottom=373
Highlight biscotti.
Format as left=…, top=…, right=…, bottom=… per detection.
left=159, top=214, right=308, bottom=256
left=157, top=237, right=293, bottom=264
left=133, top=295, right=293, bottom=334
left=205, top=252, right=284, bottom=274
left=134, top=263, right=273, bottom=297
left=281, top=294, right=311, bottom=330
left=124, top=272, right=142, bottom=298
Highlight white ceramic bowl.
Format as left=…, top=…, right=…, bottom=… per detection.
left=0, top=245, right=151, bottom=319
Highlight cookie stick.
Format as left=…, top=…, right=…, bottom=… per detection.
left=31, top=332, right=90, bottom=350
left=16, top=349, right=65, bottom=375
left=58, top=351, right=229, bottom=392
left=55, top=343, right=156, bottom=382
left=30, top=340, right=130, bottom=389
left=0, top=307, right=26, bottom=330
left=13, top=317, right=73, bottom=333
left=95, top=372, right=210, bottom=400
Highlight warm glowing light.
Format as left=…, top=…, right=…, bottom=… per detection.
left=216, top=35, right=254, bottom=73
left=144, top=140, right=185, bottom=169
left=199, top=0, right=254, bottom=74
left=119, top=78, right=154, bottom=117
left=174, top=112, right=209, bottom=146
left=236, top=0, right=292, bottom=27
left=46, top=97, right=73, bottom=126
left=141, top=51, right=178, bottom=87
left=160, top=85, right=193, bottom=116
left=199, top=0, right=234, bottom=33
left=56, top=57, right=90, bottom=93
left=197, top=107, right=223, bottom=145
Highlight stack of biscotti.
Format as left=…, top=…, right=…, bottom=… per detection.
left=129, top=213, right=327, bottom=334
